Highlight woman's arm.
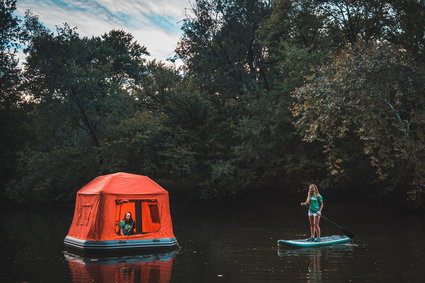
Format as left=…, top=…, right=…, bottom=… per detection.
left=301, top=192, right=311, bottom=206
left=318, top=199, right=324, bottom=214
left=301, top=198, right=309, bottom=206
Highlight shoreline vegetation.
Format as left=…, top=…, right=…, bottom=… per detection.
left=1, top=0, right=424, bottom=209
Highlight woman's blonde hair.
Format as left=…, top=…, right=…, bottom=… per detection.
left=306, top=184, right=319, bottom=203
left=310, top=184, right=319, bottom=195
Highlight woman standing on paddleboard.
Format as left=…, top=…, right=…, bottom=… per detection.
left=301, top=184, right=323, bottom=242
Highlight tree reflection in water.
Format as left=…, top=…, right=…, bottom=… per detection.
left=64, top=251, right=177, bottom=283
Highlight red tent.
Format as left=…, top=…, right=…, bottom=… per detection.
left=64, top=172, right=177, bottom=251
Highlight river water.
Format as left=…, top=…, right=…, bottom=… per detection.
left=1, top=198, right=424, bottom=282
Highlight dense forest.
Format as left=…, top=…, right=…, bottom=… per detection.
left=1, top=0, right=424, bottom=207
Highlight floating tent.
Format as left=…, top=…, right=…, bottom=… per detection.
left=64, top=172, right=177, bottom=251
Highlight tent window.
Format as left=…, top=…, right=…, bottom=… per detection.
left=77, top=205, right=92, bottom=226
left=115, top=199, right=161, bottom=234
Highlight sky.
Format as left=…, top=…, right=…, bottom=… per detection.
left=16, top=0, right=191, bottom=65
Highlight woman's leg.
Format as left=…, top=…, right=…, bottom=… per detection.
left=308, top=215, right=315, bottom=238
left=315, top=215, right=321, bottom=238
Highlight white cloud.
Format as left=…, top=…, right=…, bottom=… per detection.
left=96, top=0, right=188, bottom=19
left=131, top=28, right=181, bottom=61
left=16, top=0, right=190, bottom=64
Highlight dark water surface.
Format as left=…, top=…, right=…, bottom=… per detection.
left=1, top=198, right=424, bottom=282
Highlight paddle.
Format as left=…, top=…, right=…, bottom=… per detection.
left=308, top=208, right=355, bottom=239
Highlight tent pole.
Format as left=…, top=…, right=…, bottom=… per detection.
left=135, top=200, right=142, bottom=233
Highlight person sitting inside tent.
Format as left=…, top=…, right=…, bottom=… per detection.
left=119, top=212, right=135, bottom=236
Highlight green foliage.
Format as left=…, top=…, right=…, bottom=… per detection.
left=389, top=0, right=425, bottom=64
left=292, top=43, right=425, bottom=201
left=2, top=0, right=425, bottom=206
left=261, top=0, right=328, bottom=50
left=8, top=18, right=170, bottom=202
left=7, top=146, right=98, bottom=202
left=100, top=110, right=195, bottom=178
left=0, top=0, right=27, bottom=192
left=176, top=0, right=272, bottom=95
left=227, top=42, right=329, bottom=194
left=316, top=0, right=395, bottom=46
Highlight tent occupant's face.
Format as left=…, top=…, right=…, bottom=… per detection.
left=125, top=213, right=131, bottom=220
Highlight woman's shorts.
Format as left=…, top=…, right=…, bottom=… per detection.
left=308, top=211, right=320, bottom=217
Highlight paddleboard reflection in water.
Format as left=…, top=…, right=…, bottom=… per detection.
left=277, top=243, right=354, bottom=282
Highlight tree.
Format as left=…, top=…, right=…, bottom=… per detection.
left=292, top=43, right=425, bottom=204
left=261, top=0, right=329, bottom=51
left=0, top=0, right=26, bottom=193
left=8, top=20, right=152, bottom=202
left=101, top=61, right=198, bottom=184
left=174, top=0, right=277, bottom=197
left=214, top=1, right=332, bottom=197
left=388, top=0, right=425, bottom=64
left=228, top=44, right=329, bottom=196
left=176, top=0, right=272, bottom=96
left=316, top=0, right=395, bottom=47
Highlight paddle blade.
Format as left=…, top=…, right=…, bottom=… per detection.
left=343, top=229, right=355, bottom=239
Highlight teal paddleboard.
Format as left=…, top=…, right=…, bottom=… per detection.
left=277, top=235, right=352, bottom=247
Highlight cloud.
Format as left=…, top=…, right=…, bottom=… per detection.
left=15, top=0, right=190, bottom=64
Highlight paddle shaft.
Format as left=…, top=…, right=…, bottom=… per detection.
left=307, top=208, right=355, bottom=239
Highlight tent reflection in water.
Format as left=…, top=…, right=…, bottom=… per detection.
left=64, top=251, right=176, bottom=283
left=64, top=172, right=178, bottom=251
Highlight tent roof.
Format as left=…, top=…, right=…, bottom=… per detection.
left=78, top=172, right=168, bottom=195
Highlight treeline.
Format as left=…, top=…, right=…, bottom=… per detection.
left=1, top=0, right=424, bottom=206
